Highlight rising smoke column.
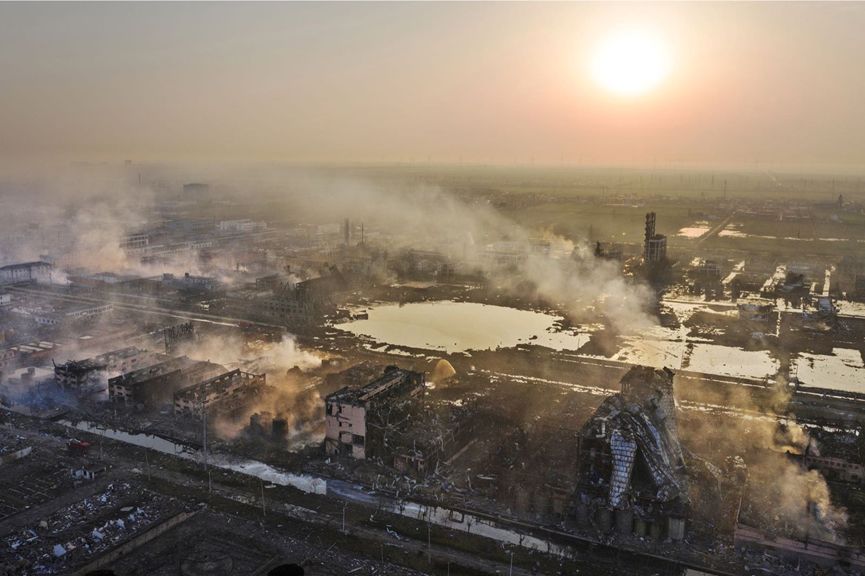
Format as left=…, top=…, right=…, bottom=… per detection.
left=270, top=170, right=657, bottom=333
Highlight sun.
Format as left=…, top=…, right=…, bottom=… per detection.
left=591, top=29, right=671, bottom=97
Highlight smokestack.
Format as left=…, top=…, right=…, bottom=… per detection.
left=644, top=212, right=656, bottom=260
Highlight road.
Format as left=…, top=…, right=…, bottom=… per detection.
left=696, top=210, right=737, bottom=245
left=5, top=284, right=285, bottom=330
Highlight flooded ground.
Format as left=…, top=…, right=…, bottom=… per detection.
left=685, top=343, right=779, bottom=380
left=335, top=301, right=588, bottom=353
left=718, top=224, right=865, bottom=243
left=793, top=348, right=865, bottom=394
left=61, top=420, right=327, bottom=494
left=335, top=300, right=784, bottom=379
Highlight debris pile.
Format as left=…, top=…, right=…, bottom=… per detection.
left=577, top=366, right=689, bottom=539
left=1, top=482, right=180, bottom=575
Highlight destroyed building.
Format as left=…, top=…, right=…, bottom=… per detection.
left=163, top=321, right=195, bottom=353
left=173, top=369, right=266, bottom=418
left=248, top=411, right=290, bottom=441
left=162, top=272, right=222, bottom=294
left=265, top=268, right=348, bottom=326
left=594, top=241, right=624, bottom=261
left=576, top=366, right=689, bottom=540
left=737, top=300, right=775, bottom=324
left=324, top=366, right=425, bottom=461
left=54, top=347, right=164, bottom=392
left=108, top=357, right=225, bottom=409
left=687, top=258, right=723, bottom=298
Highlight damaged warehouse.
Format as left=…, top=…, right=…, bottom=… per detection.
left=323, top=364, right=472, bottom=478
left=108, top=357, right=225, bottom=409
left=173, top=369, right=267, bottom=419
left=324, top=366, right=425, bottom=461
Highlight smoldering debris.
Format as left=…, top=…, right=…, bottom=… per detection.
left=678, top=383, right=849, bottom=543
left=1, top=482, right=183, bottom=576
left=172, top=330, right=326, bottom=444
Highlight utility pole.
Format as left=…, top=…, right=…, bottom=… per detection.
left=509, top=550, right=513, bottom=576
left=202, top=387, right=208, bottom=472
left=342, top=501, right=347, bottom=533
left=427, top=513, right=431, bottom=563
left=144, top=448, right=150, bottom=481
left=260, top=479, right=266, bottom=516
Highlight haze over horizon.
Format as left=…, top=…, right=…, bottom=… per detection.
left=2, top=2, right=865, bottom=170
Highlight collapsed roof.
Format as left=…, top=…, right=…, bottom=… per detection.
left=581, top=366, right=688, bottom=510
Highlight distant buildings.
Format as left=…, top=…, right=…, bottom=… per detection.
left=217, top=219, right=263, bottom=234
left=0, top=261, right=53, bottom=285
left=594, top=241, right=624, bottom=261
left=266, top=270, right=347, bottom=326
left=31, top=303, right=112, bottom=326
left=161, top=272, right=221, bottom=293
left=1, top=341, right=59, bottom=374
left=120, top=232, right=150, bottom=250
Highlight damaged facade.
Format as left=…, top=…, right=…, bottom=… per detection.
left=576, top=366, right=689, bottom=540
left=54, top=347, right=164, bottom=393
left=108, top=357, right=225, bottom=409
left=173, top=369, right=266, bottom=418
left=324, top=366, right=425, bottom=461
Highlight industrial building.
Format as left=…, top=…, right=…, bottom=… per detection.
left=54, top=347, right=164, bottom=392
left=173, top=369, right=266, bottom=418
left=324, top=366, right=425, bottom=460
left=0, top=261, right=53, bottom=284
left=0, top=341, right=59, bottom=374
left=687, top=258, right=723, bottom=298
left=266, top=270, right=347, bottom=326
left=31, top=303, right=112, bottom=326
left=108, top=357, right=224, bottom=409
left=576, top=366, right=688, bottom=540
left=643, top=212, right=667, bottom=265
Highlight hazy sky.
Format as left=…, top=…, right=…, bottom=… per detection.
left=2, top=2, right=864, bottom=168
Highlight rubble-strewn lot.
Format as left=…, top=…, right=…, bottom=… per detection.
left=109, top=508, right=429, bottom=576
left=0, top=431, right=77, bottom=523
left=1, top=482, right=183, bottom=575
